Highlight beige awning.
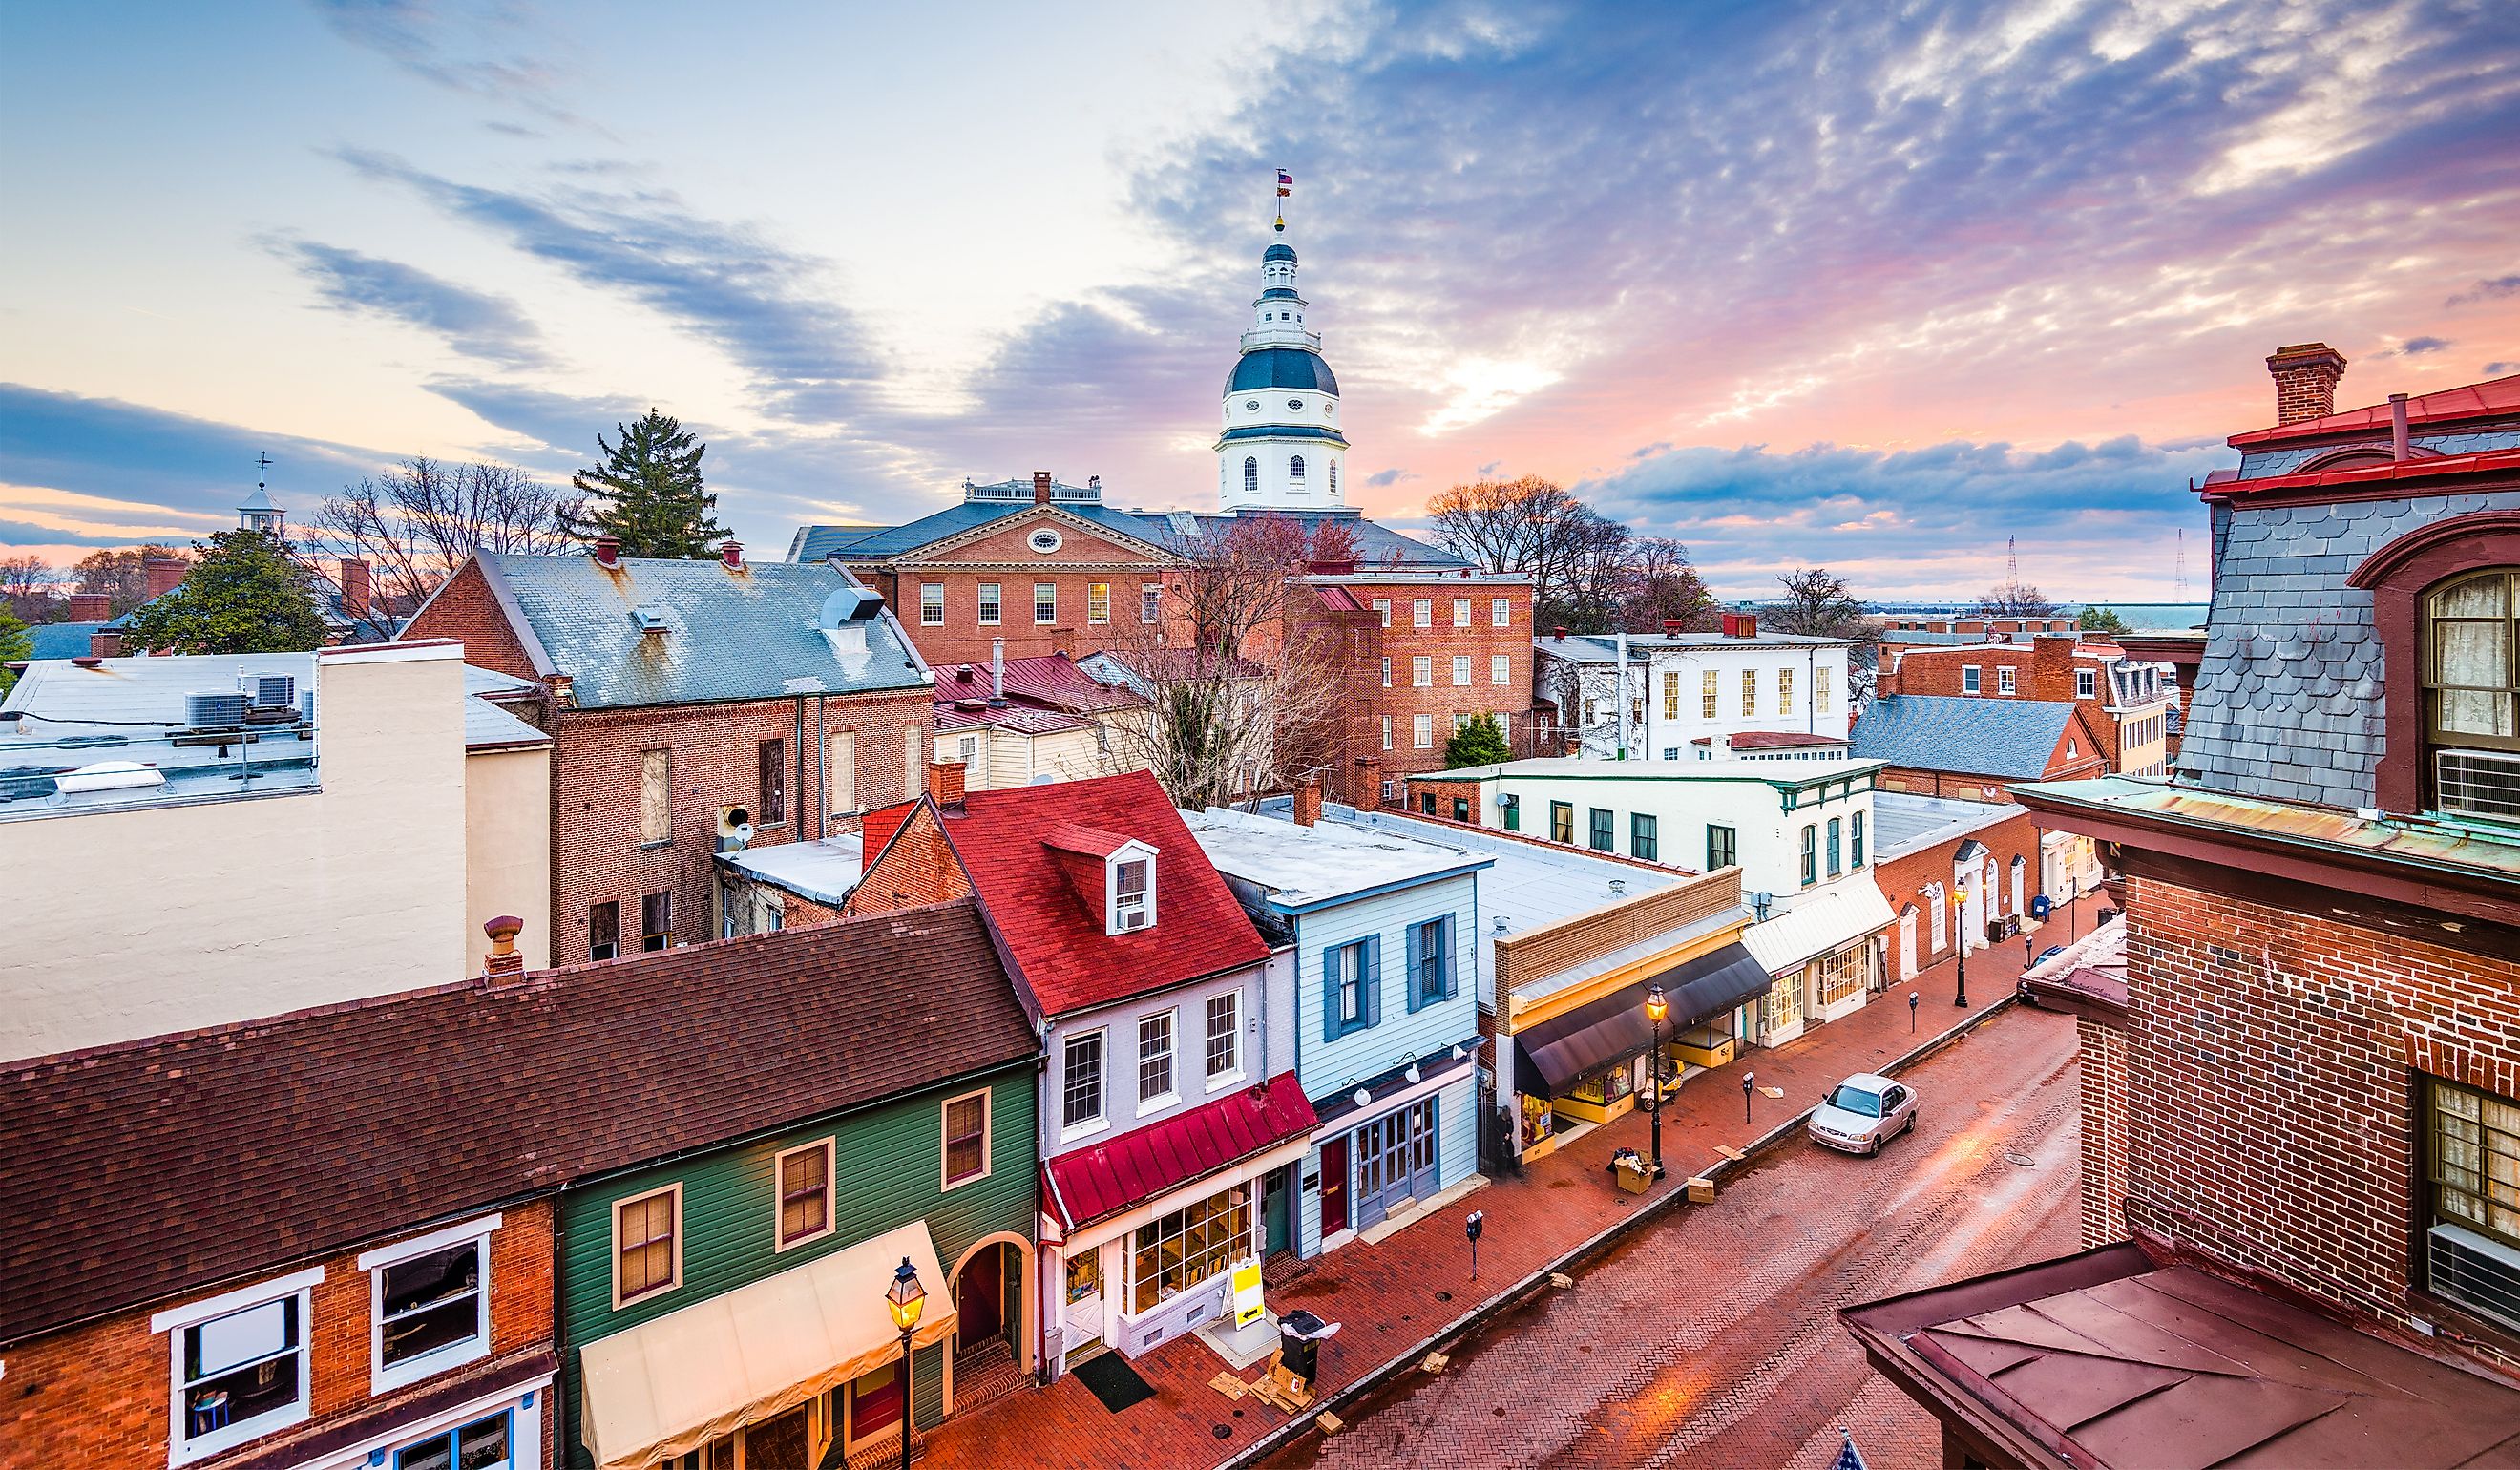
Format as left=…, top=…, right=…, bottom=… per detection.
left=579, top=1219, right=958, bottom=1469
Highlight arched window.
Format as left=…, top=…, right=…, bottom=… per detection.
left=1328, top=463, right=1338, bottom=496
left=2426, top=569, right=2520, bottom=815
left=1289, top=455, right=1306, bottom=480
left=1243, top=457, right=1259, bottom=497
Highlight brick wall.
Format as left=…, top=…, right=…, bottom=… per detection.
left=847, top=803, right=974, bottom=916
left=550, top=689, right=933, bottom=959
left=1, top=1201, right=554, bottom=1470
left=1495, top=869, right=1743, bottom=994
left=2078, top=1017, right=2131, bottom=1248
left=1406, top=776, right=1483, bottom=821
left=404, top=558, right=538, bottom=682
left=1292, top=579, right=1535, bottom=800
left=1883, top=640, right=2139, bottom=769
left=2120, top=870, right=2520, bottom=1370
left=1868, top=807, right=2042, bottom=981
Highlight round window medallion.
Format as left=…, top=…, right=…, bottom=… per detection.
left=1245, top=399, right=1261, bottom=410
left=1287, top=399, right=1304, bottom=411
left=1027, top=528, right=1063, bottom=554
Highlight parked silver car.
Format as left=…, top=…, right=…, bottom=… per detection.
left=1807, top=1072, right=1919, bottom=1156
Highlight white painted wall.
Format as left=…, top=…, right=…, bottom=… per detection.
left=1040, top=960, right=1272, bottom=1162
left=1481, top=763, right=1879, bottom=908
left=1537, top=640, right=1855, bottom=762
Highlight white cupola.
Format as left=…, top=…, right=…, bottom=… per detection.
left=1216, top=239, right=1348, bottom=513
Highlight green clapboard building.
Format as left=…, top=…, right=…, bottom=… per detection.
left=556, top=899, right=1040, bottom=1470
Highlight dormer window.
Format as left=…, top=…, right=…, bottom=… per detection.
left=2426, top=570, right=2520, bottom=819
left=1112, top=853, right=1154, bottom=933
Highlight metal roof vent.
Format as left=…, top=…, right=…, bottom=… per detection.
left=56, top=761, right=167, bottom=794
left=630, top=607, right=668, bottom=635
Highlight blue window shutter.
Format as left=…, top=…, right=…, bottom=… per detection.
left=1322, top=944, right=1342, bottom=1040
left=1363, top=935, right=1382, bottom=1028
left=1404, top=921, right=1425, bottom=1014
left=1442, top=914, right=1459, bottom=1000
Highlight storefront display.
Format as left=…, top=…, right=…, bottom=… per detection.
left=1129, top=1185, right=1251, bottom=1313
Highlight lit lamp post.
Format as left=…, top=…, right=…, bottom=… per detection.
left=886, top=1257, right=925, bottom=1470
left=1949, top=888, right=1970, bottom=1010
left=2068, top=874, right=2082, bottom=941
left=1644, top=983, right=1669, bottom=1179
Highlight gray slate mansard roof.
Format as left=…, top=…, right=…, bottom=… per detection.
left=463, top=553, right=930, bottom=710
left=788, top=506, right=1469, bottom=570
left=1852, top=695, right=2076, bottom=780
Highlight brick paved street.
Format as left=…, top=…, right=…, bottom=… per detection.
left=910, top=898, right=2101, bottom=1470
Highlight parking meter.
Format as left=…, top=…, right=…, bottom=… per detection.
left=1741, top=1068, right=1755, bottom=1123
left=1465, top=1208, right=1485, bottom=1278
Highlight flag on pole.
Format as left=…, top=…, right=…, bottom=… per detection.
left=1830, top=1429, right=1870, bottom=1470
left=1277, top=168, right=1293, bottom=197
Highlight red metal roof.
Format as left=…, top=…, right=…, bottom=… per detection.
left=1042, top=1071, right=1316, bottom=1231
left=2230, top=371, right=2520, bottom=447
left=2204, top=445, right=2520, bottom=500
left=931, top=652, right=1143, bottom=714
left=940, top=769, right=1271, bottom=1014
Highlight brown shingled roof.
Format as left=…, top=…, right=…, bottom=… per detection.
left=0, top=899, right=1037, bottom=1347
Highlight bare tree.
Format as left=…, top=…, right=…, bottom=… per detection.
left=1, top=556, right=58, bottom=622
left=1100, top=515, right=1344, bottom=810
left=308, top=457, right=584, bottom=624
left=1766, top=567, right=1869, bottom=640
left=1975, top=578, right=2060, bottom=619
left=72, top=545, right=188, bottom=616
left=1617, top=537, right=1718, bottom=633
left=1424, top=475, right=1636, bottom=632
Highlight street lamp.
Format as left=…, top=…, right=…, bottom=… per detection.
left=886, top=1257, right=925, bottom=1470
left=1949, top=889, right=1970, bottom=1010
left=1644, top=983, right=1669, bottom=1179
left=2068, top=874, right=2082, bottom=941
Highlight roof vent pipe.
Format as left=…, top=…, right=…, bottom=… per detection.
left=592, top=536, right=621, bottom=568
left=991, top=637, right=1005, bottom=706
left=2390, top=392, right=2411, bottom=461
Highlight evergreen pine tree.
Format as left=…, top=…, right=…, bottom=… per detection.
left=564, top=410, right=726, bottom=557
left=118, top=530, right=328, bottom=654
left=1443, top=712, right=1513, bottom=769
left=0, top=602, right=30, bottom=695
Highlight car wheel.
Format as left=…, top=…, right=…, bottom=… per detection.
left=1905, top=1111, right=1919, bottom=1137
left=1866, top=1134, right=1881, bottom=1158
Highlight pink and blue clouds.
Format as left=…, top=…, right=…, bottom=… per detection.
left=4, top=0, right=2516, bottom=598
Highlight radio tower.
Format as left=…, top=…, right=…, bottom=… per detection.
left=2175, top=528, right=2189, bottom=600
left=2006, top=535, right=2020, bottom=586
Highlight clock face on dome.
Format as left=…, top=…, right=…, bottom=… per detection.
left=1287, top=399, right=1304, bottom=410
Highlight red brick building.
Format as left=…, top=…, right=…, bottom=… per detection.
left=1849, top=352, right=2520, bottom=1467
left=1877, top=633, right=2175, bottom=776
left=1865, top=792, right=2045, bottom=985
left=405, top=540, right=935, bottom=958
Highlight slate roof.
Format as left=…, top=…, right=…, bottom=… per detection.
left=790, top=508, right=1467, bottom=571
left=811, top=501, right=1178, bottom=562
left=0, top=899, right=1034, bottom=1345
left=23, top=621, right=103, bottom=660
left=454, top=553, right=929, bottom=710
left=1041, top=1070, right=1316, bottom=1231
left=786, top=523, right=891, bottom=562
left=918, top=770, right=1271, bottom=1015
left=1852, top=695, right=2078, bottom=780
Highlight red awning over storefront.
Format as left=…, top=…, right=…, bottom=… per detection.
left=1042, top=1071, right=1317, bottom=1233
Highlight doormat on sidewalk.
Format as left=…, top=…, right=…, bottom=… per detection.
left=1072, top=1352, right=1158, bottom=1414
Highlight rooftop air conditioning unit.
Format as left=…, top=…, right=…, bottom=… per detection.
left=2436, top=748, right=2520, bottom=821
left=184, top=692, right=250, bottom=728
left=2426, top=1223, right=2520, bottom=1332
left=242, top=673, right=296, bottom=708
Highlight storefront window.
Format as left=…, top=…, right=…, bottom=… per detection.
left=1564, top=1064, right=1635, bottom=1107
left=1065, top=1250, right=1101, bottom=1304
left=1763, top=970, right=1803, bottom=1031
left=1817, top=941, right=1869, bottom=1006
left=1520, top=1092, right=1555, bottom=1148
left=1130, top=1185, right=1251, bottom=1312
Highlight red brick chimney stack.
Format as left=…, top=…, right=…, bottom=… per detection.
left=720, top=540, right=745, bottom=571
left=68, top=592, right=110, bottom=621
left=144, top=556, right=186, bottom=599
left=338, top=558, right=371, bottom=618
left=482, top=915, right=526, bottom=983
left=1293, top=777, right=1322, bottom=828
left=930, top=759, right=968, bottom=810
left=2267, top=342, right=2347, bottom=425
left=88, top=630, right=121, bottom=658
left=1032, top=471, right=1053, bottom=506
left=592, top=536, right=622, bottom=569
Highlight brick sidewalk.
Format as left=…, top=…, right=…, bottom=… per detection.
left=909, top=896, right=2109, bottom=1470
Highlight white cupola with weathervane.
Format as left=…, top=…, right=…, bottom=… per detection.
left=1217, top=209, right=1348, bottom=513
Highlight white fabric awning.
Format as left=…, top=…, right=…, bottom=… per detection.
left=578, top=1219, right=957, bottom=1469
left=1743, top=883, right=1895, bottom=974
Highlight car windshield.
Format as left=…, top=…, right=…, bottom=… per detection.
left=1827, top=1085, right=1883, bottom=1118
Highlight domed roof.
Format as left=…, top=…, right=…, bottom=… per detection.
left=1263, top=242, right=1297, bottom=264
left=1228, top=348, right=1338, bottom=396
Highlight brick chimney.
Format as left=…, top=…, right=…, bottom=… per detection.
left=144, top=556, right=186, bottom=599
left=88, top=629, right=121, bottom=658
left=1033, top=471, right=1054, bottom=506
left=1721, top=611, right=1759, bottom=639
left=2267, top=342, right=2347, bottom=425
left=338, top=558, right=371, bottom=618
left=482, top=915, right=527, bottom=984
left=68, top=592, right=110, bottom=621
left=2028, top=634, right=2078, bottom=702
left=1293, top=777, right=1322, bottom=828
left=592, top=536, right=622, bottom=568
left=1354, top=753, right=1382, bottom=808
left=720, top=540, right=745, bottom=571
left=930, top=759, right=967, bottom=810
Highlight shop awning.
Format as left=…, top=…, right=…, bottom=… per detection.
left=1042, top=1070, right=1317, bottom=1233
left=578, top=1219, right=956, bottom=1469
left=1741, top=884, right=1894, bottom=975
left=1513, top=942, right=1770, bottom=1098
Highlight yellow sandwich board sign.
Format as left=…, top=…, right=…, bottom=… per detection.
left=1232, top=1257, right=1265, bottom=1327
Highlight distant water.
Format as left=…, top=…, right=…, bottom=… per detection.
left=2081, top=602, right=2209, bottom=631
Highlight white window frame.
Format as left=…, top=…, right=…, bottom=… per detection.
left=1413, top=714, right=1433, bottom=748
left=940, top=1087, right=994, bottom=1191
left=1380, top=715, right=1393, bottom=750
left=1413, top=598, right=1432, bottom=629
left=1413, top=656, right=1432, bottom=687
left=2077, top=668, right=2096, bottom=698
left=1381, top=656, right=1392, bottom=688
left=1962, top=664, right=1981, bottom=694
left=1088, top=581, right=1110, bottom=625
left=1034, top=581, right=1057, bottom=625
left=1373, top=598, right=1391, bottom=627
left=1492, top=655, right=1511, bottom=686
left=1137, top=1009, right=1179, bottom=1111
left=1060, top=1028, right=1108, bottom=1138
left=1141, top=584, right=1161, bottom=623
left=157, top=1268, right=322, bottom=1466
left=919, top=582, right=943, bottom=626
left=977, top=582, right=1002, bottom=626
left=361, top=1213, right=500, bottom=1394
left=1491, top=597, right=1510, bottom=628
left=1205, top=991, right=1243, bottom=1087
left=1998, top=665, right=2017, bottom=695
left=1452, top=598, right=1471, bottom=628
left=1107, top=844, right=1157, bottom=934
left=611, top=1183, right=684, bottom=1310
left=772, top=1139, right=837, bottom=1252
left=1452, top=654, right=1471, bottom=686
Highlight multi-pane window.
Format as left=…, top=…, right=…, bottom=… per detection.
left=1851, top=810, right=1866, bottom=867
left=777, top=1142, right=831, bottom=1247
left=1818, top=940, right=1869, bottom=1006
left=1741, top=669, right=1756, bottom=716
left=1779, top=668, right=1795, bottom=714
left=1138, top=1012, right=1176, bottom=1102
left=1088, top=582, right=1110, bottom=624
left=1413, top=714, right=1433, bottom=748
left=1034, top=582, right=1057, bottom=625
left=1631, top=813, right=1658, bottom=861
left=616, top=1187, right=678, bottom=1304
left=1492, top=597, right=1510, bottom=628
left=640, top=891, right=671, bottom=952
left=174, top=1288, right=309, bottom=1459
left=388, top=1413, right=508, bottom=1470
left=977, top=582, right=1002, bottom=625
left=1826, top=817, right=1842, bottom=876
left=1381, top=656, right=1393, bottom=688
left=2426, top=572, right=2520, bottom=814
left=1588, top=808, right=1614, bottom=851
left=2428, top=1076, right=2520, bottom=1328
left=376, top=1238, right=486, bottom=1375
left=1452, top=655, right=1472, bottom=686
left=1799, top=826, right=1818, bottom=886
left=1206, top=992, right=1240, bottom=1079
left=1130, top=1185, right=1250, bottom=1312
left=1141, top=584, right=1161, bottom=622
left=1380, top=715, right=1393, bottom=750
left=919, top=583, right=943, bottom=625
left=1244, top=457, right=1259, bottom=496
left=1551, top=801, right=1574, bottom=844
left=1962, top=665, right=1981, bottom=693
left=758, top=739, right=785, bottom=826
left=640, top=749, right=671, bottom=844
left=1373, top=598, right=1391, bottom=627
left=1492, top=655, right=1511, bottom=685
left=1413, top=656, right=1433, bottom=687
left=1332, top=938, right=1373, bottom=1031
left=1113, top=856, right=1151, bottom=932
left=1702, top=669, right=1719, bottom=719
left=1411, top=915, right=1450, bottom=1006
left=2076, top=668, right=2096, bottom=698
left=1663, top=671, right=1680, bottom=719
left=1060, top=1031, right=1104, bottom=1128
left=1998, top=666, right=2017, bottom=695
left=943, top=1092, right=990, bottom=1186
left=1816, top=666, right=1833, bottom=714
left=1413, top=598, right=1433, bottom=628
left=1453, top=598, right=1471, bottom=628
left=589, top=901, right=620, bottom=962
left=1454, top=713, right=1471, bottom=735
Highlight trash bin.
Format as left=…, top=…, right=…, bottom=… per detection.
left=1278, top=1309, right=1339, bottom=1384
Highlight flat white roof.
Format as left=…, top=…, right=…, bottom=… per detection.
left=1416, top=754, right=1888, bottom=783
left=720, top=833, right=866, bottom=907
left=1182, top=805, right=1489, bottom=910
left=1870, top=791, right=2016, bottom=860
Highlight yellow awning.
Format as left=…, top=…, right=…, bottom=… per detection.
left=579, top=1219, right=958, bottom=1469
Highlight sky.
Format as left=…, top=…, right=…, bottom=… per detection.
left=4, top=0, right=2517, bottom=602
